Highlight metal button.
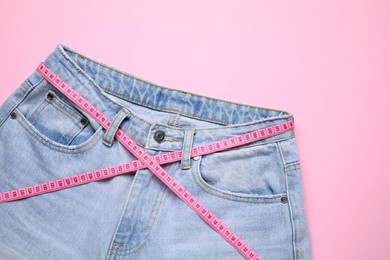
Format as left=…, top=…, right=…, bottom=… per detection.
left=47, top=92, right=54, bottom=100
left=281, top=196, right=288, bottom=203
left=193, top=156, right=200, bottom=161
left=10, top=111, right=17, bottom=119
left=154, top=130, right=166, bottom=143
left=80, top=118, right=88, bottom=126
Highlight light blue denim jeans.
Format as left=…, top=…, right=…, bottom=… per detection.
left=0, top=44, right=311, bottom=259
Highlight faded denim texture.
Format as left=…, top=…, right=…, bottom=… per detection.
left=0, top=44, right=311, bottom=259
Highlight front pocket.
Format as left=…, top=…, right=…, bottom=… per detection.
left=192, top=142, right=287, bottom=201
left=27, top=89, right=92, bottom=146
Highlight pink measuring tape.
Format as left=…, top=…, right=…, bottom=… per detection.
left=0, top=62, right=295, bottom=259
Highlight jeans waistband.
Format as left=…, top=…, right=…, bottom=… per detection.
left=25, top=44, right=295, bottom=151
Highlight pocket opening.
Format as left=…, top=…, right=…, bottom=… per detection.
left=191, top=142, right=288, bottom=203
left=11, top=108, right=102, bottom=153
left=11, top=82, right=102, bottom=152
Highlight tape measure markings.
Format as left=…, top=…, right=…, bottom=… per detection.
left=0, top=63, right=294, bottom=260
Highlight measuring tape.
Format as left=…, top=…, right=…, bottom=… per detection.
left=0, top=62, right=294, bottom=259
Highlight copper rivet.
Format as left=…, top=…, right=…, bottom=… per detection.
left=10, top=111, right=17, bottom=119
left=81, top=118, right=88, bottom=125
left=47, top=92, right=54, bottom=100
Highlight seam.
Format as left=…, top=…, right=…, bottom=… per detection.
left=55, top=51, right=137, bottom=117
left=181, top=128, right=195, bottom=169
left=107, top=163, right=175, bottom=257
left=167, top=113, right=179, bottom=127
left=285, top=167, right=301, bottom=174
left=105, top=168, right=143, bottom=260
left=164, top=137, right=181, bottom=142
left=103, top=111, right=128, bottom=146
left=63, top=119, right=86, bottom=145
left=151, top=115, right=294, bottom=134
left=146, top=135, right=295, bottom=154
left=276, top=141, right=287, bottom=166
left=181, top=128, right=190, bottom=168
left=126, top=109, right=156, bottom=126
left=284, top=162, right=300, bottom=168
left=0, top=79, right=34, bottom=128
left=29, top=99, right=50, bottom=125
left=105, top=109, right=129, bottom=139
left=277, top=141, right=302, bottom=173
left=28, top=87, right=84, bottom=127
left=121, top=182, right=165, bottom=252
left=26, top=73, right=44, bottom=89
left=60, top=44, right=291, bottom=116
left=284, top=164, right=301, bottom=174
left=99, top=87, right=229, bottom=125
left=101, top=86, right=295, bottom=128
left=191, top=156, right=287, bottom=204
left=49, top=91, right=86, bottom=124
left=277, top=140, right=299, bottom=258
left=13, top=109, right=101, bottom=154
left=109, top=183, right=167, bottom=255
left=145, top=122, right=156, bottom=149
left=283, top=163, right=298, bottom=259
left=91, top=86, right=294, bottom=142
left=173, top=114, right=180, bottom=127
left=183, top=129, right=195, bottom=168
left=219, top=135, right=295, bottom=151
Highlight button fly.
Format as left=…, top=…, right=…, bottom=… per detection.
left=154, top=130, right=166, bottom=143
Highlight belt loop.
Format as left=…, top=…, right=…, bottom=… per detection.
left=181, top=128, right=196, bottom=170
left=103, top=108, right=130, bottom=147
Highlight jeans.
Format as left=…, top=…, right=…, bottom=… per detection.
left=0, top=44, right=311, bottom=260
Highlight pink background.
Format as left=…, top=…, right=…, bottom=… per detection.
left=1, top=1, right=389, bottom=259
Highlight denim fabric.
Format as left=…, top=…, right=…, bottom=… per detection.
left=0, top=44, right=311, bottom=259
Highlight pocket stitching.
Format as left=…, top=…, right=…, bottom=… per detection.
left=29, top=98, right=51, bottom=125
left=13, top=108, right=102, bottom=154
left=45, top=90, right=86, bottom=124
left=60, top=120, right=85, bottom=145
left=28, top=89, right=88, bottom=145
left=191, top=156, right=287, bottom=204
left=48, top=91, right=85, bottom=124
left=47, top=91, right=90, bottom=144
left=33, top=100, right=81, bottom=145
